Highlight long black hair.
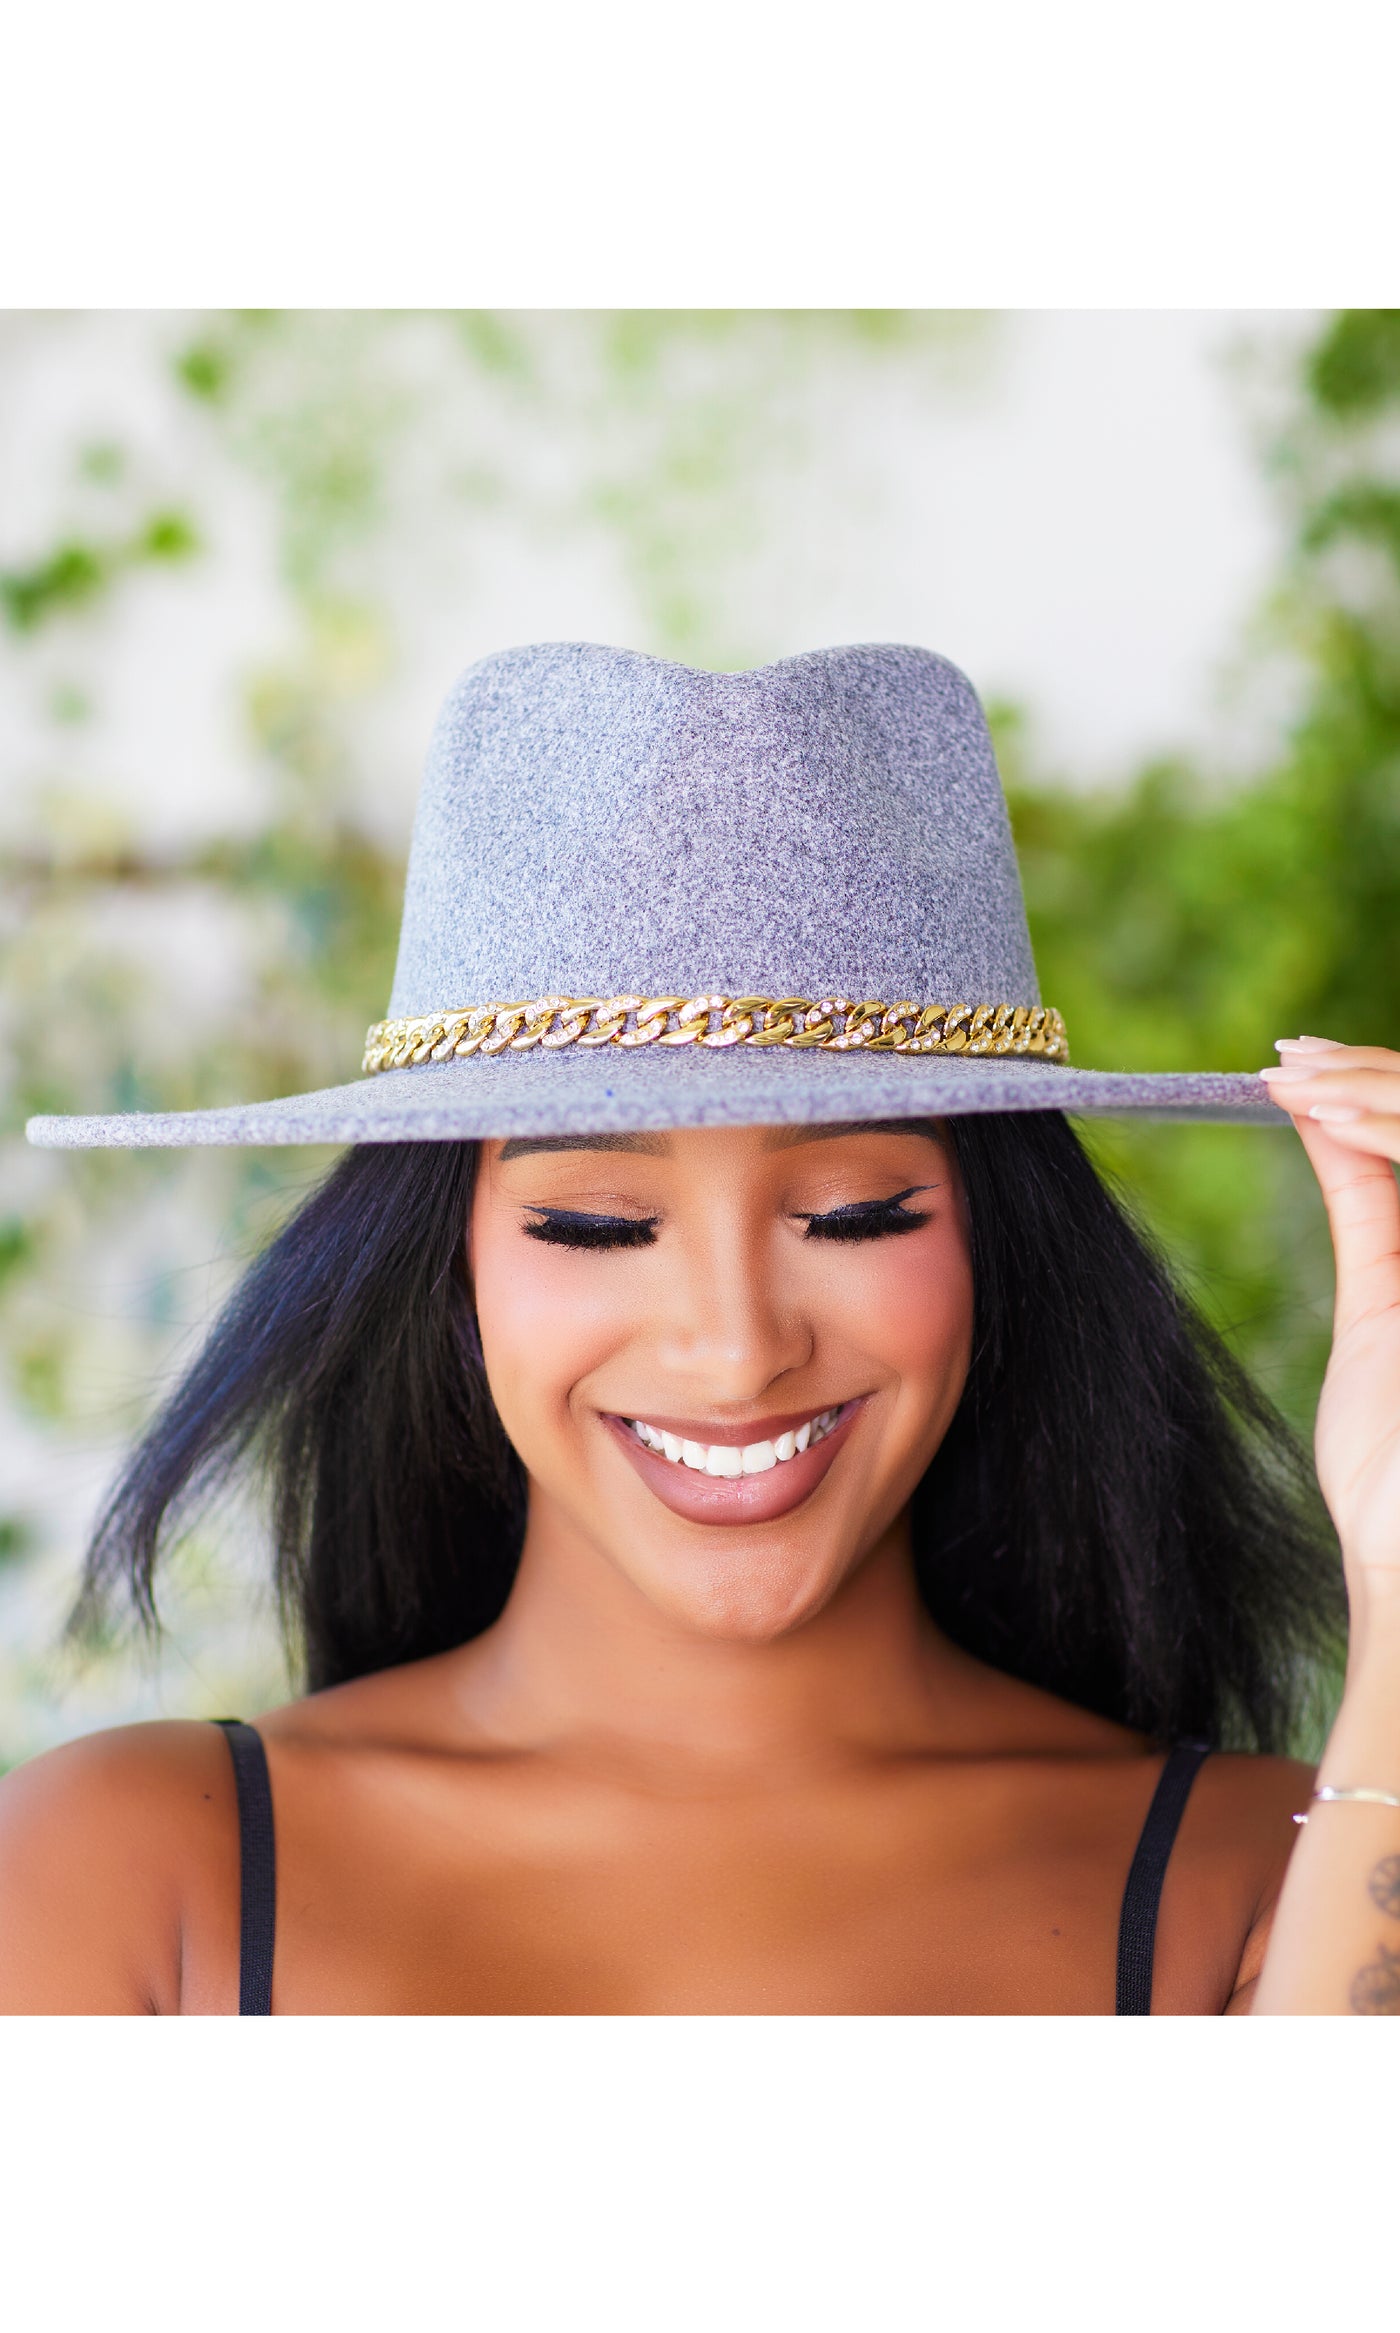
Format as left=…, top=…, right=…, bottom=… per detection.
left=76, top=1114, right=1344, bottom=1750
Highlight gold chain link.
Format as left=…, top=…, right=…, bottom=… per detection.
left=362, top=995, right=1069, bottom=1074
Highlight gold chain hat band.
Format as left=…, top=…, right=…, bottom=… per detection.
left=363, top=995, right=1070, bottom=1074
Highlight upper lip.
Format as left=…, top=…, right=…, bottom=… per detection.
left=608, top=1400, right=857, bottom=1446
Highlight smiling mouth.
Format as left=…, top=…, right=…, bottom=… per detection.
left=621, top=1406, right=846, bottom=1477
left=603, top=1397, right=863, bottom=1528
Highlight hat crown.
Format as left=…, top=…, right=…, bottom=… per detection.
left=387, top=642, right=1040, bottom=1016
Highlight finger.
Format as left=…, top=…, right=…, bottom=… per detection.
left=1260, top=1066, right=1400, bottom=1118
left=1260, top=1068, right=1400, bottom=1133
left=1288, top=1114, right=1400, bottom=1168
left=1274, top=1039, right=1400, bottom=1074
left=1260, top=1067, right=1400, bottom=1164
left=1289, top=1114, right=1400, bottom=1336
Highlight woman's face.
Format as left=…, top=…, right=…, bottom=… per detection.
left=469, top=1121, right=975, bottom=1642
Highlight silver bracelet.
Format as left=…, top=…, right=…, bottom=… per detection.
left=1292, top=1784, right=1400, bottom=1826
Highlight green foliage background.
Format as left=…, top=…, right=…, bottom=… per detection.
left=1, top=309, right=1397, bottom=1761
left=1004, top=313, right=1400, bottom=1426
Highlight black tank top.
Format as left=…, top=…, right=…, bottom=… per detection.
left=213, top=1719, right=1209, bottom=2016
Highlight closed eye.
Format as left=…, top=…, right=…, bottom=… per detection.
left=522, top=1207, right=659, bottom=1251
left=798, top=1186, right=935, bottom=1242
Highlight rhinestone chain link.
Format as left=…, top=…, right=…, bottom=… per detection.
left=362, top=995, right=1069, bottom=1074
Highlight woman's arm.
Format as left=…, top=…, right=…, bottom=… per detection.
left=1253, top=1040, right=1400, bottom=2014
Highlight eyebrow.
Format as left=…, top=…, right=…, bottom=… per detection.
left=769, top=1118, right=942, bottom=1149
left=497, top=1119, right=940, bottom=1163
left=497, top=1132, right=670, bottom=1161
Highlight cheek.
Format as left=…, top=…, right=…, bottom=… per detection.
left=469, top=1212, right=631, bottom=1441
left=824, top=1221, right=974, bottom=1396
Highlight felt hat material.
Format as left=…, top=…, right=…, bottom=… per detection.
left=26, top=641, right=1280, bottom=1149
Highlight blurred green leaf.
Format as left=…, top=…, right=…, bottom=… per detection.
left=1308, top=309, right=1400, bottom=417
left=176, top=337, right=233, bottom=401
left=0, top=1516, right=35, bottom=1566
left=1, top=540, right=108, bottom=631
left=0, top=508, right=202, bottom=635
left=0, top=1220, right=35, bottom=1289
left=138, top=509, right=201, bottom=562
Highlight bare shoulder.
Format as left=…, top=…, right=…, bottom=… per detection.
left=0, top=1720, right=239, bottom=2014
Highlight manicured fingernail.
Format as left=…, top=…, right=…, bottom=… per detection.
left=1259, top=1065, right=1312, bottom=1081
left=1309, top=1105, right=1363, bottom=1123
left=1276, top=1034, right=1341, bottom=1052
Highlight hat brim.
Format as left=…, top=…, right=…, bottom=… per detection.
left=25, top=1045, right=1285, bottom=1148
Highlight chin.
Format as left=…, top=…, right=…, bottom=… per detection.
left=635, top=1538, right=845, bottom=1644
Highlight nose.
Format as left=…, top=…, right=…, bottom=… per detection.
left=651, top=1206, right=812, bottom=1408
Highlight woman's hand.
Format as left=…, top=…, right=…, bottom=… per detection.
left=1261, top=1039, right=1400, bottom=1615
left=1251, top=1039, right=1400, bottom=2013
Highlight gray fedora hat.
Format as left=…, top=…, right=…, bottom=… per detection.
left=25, top=640, right=1278, bottom=1151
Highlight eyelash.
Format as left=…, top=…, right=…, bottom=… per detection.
left=797, top=1188, right=932, bottom=1243
left=521, top=1189, right=932, bottom=1251
left=522, top=1210, right=659, bottom=1250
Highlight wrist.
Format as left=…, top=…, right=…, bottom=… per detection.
left=1323, top=1619, right=1400, bottom=1782
left=1344, top=1562, right=1400, bottom=1659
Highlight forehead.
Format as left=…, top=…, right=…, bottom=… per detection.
left=495, top=1120, right=942, bottom=1164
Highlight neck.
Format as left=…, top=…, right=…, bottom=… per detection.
left=451, top=1498, right=983, bottom=1784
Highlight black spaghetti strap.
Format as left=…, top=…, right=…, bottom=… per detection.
left=214, top=1719, right=276, bottom=2016
left=1114, top=1741, right=1210, bottom=2015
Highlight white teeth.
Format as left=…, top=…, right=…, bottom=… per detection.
left=627, top=1405, right=845, bottom=1475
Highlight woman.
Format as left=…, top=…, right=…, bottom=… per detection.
left=3, top=641, right=1397, bottom=2015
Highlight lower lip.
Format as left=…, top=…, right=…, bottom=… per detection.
left=603, top=1402, right=863, bottom=1527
